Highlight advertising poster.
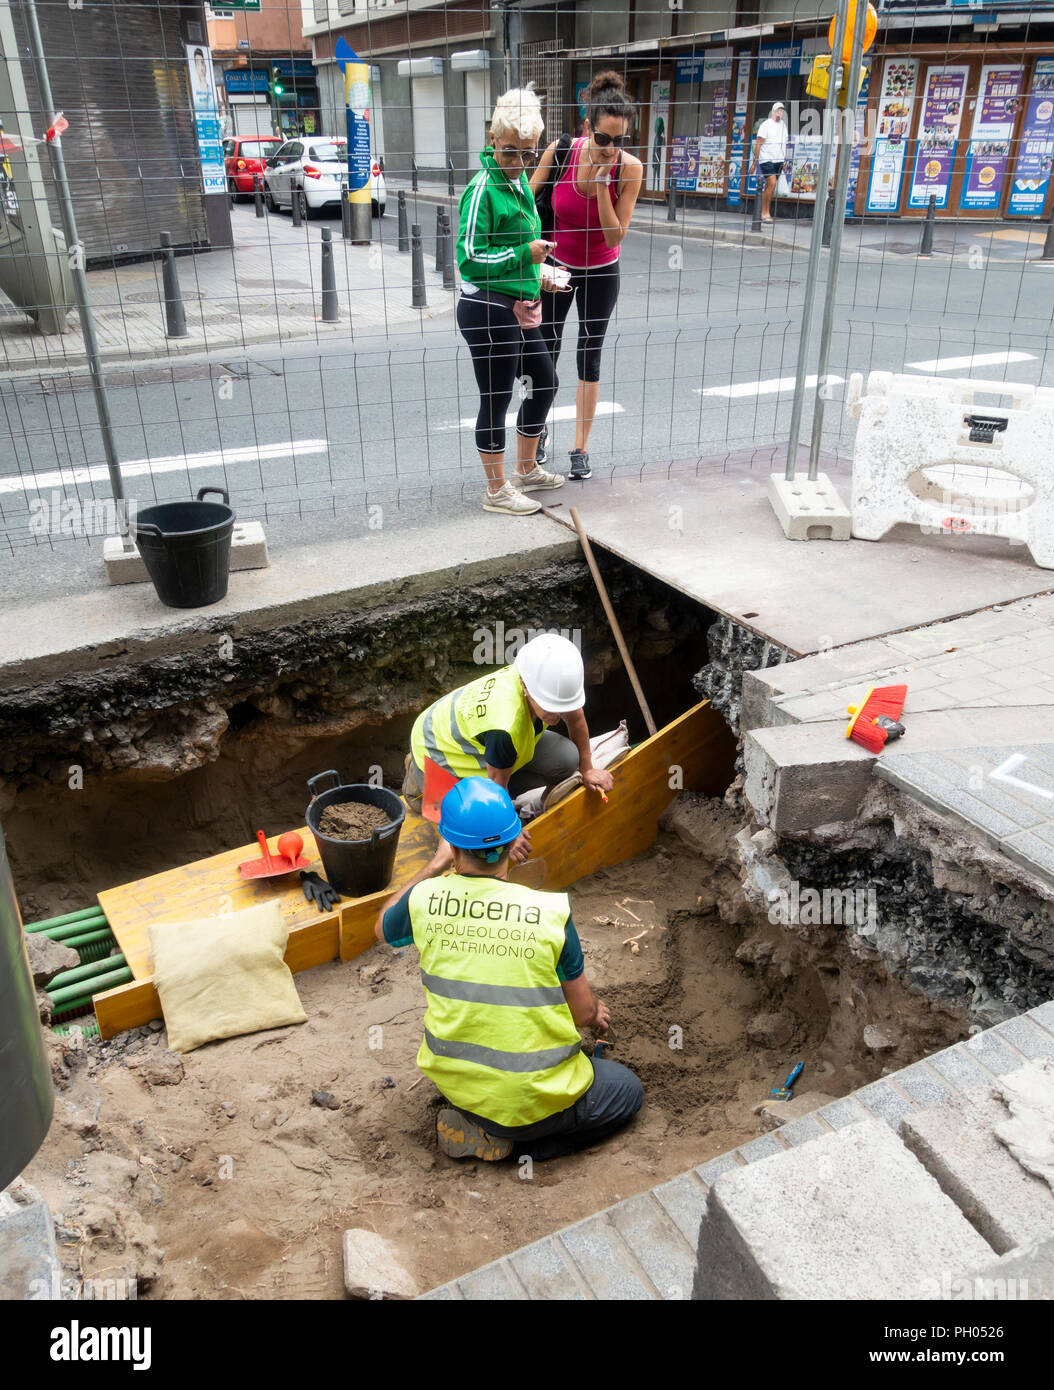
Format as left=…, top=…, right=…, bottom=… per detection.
left=669, top=136, right=696, bottom=191
left=908, top=66, right=969, bottom=208
left=335, top=36, right=371, bottom=211
left=845, top=67, right=872, bottom=213
left=728, top=57, right=750, bottom=207
left=789, top=134, right=823, bottom=199
left=704, top=48, right=733, bottom=85
left=696, top=136, right=726, bottom=195
left=575, top=81, right=589, bottom=125
left=647, top=81, right=671, bottom=191
left=186, top=44, right=226, bottom=193
left=867, top=57, right=919, bottom=212
left=960, top=65, right=1023, bottom=210
left=1007, top=58, right=1054, bottom=215
left=711, top=86, right=729, bottom=137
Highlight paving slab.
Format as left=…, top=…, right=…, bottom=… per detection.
left=608, top=1192, right=697, bottom=1299
left=694, top=1118, right=994, bottom=1300
left=923, top=1236, right=1054, bottom=1300
left=900, top=1087, right=1054, bottom=1255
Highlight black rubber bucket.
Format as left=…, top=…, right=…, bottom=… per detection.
left=134, top=487, right=235, bottom=609
left=305, top=771, right=406, bottom=897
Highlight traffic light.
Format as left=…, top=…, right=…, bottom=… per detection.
left=270, top=67, right=284, bottom=98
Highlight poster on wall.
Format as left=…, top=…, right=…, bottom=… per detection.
left=728, top=57, right=750, bottom=207
left=669, top=136, right=696, bottom=191
left=1007, top=58, right=1054, bottom=215
left=575, top=81, right=589, bottom=126
left=696, top=136, right=726, bottom=195
left=908, top=66, right=969, bottom=208
left=866, top=57, right=919, bottom=212
left=647, top=81, right=671, bottom=191
left=711, top=86, right=729, bottom=138
left=788, top=134, right=823, bottom=199
left=186, top=44, right=226, bottom=193
left=960, top=65, right=1023, bottom=210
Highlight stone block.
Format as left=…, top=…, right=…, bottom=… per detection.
left=342, top=1229, right=417, bottom=1300
left=816, top=1095, right=871, bottom=1130
left=695, top=1153, right=744, bottom=1188
left=103, top=521, right=269, bottom=586
left=855, top=1079, right=917, bottom=1129
left=756, top=1091, right=836, bottom=1133
left=0, top=1180, right=61, bottom=1300
left=609, top=1193, right=697, bottom=1299
left=557, top=1217, right=656, bottom=1300
left=917, top=1237, right=1054, bottom=1301
left=744, top=723, right=874, bottom=835
left=456, top=1259, right=524, bottom=1301
left=23, top=932, right=80, bottom=986
left=693, top=1117, right=993, bottom=1300
left=509, top=1237, right=588, bottom=1300
left=768, top=472, right=852, bottom=542
left=900, top=1087, right=1054, bottom=1255
left=651, top=1172, right=709, bottom=1248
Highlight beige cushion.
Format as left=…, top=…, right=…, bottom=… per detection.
left=148, top=901, right=307, bottom=1054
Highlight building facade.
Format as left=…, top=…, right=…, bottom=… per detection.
left=207, top=1, right=320, bottom=139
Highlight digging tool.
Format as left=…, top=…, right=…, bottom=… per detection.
left=593, top=1026, right=615, bottom=1062
left=770, top=1061, right=804, bottom=1101
left=569, top=507, right=657, bottom=738
left=239, top=830, right=311, bottom=881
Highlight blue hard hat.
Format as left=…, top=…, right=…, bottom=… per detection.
left=439, top=778, right=522, bottom=852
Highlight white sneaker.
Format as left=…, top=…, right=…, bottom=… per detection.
left=509, top=465, right=566, bottom=492
left=483, top=482, right=542, bottom=515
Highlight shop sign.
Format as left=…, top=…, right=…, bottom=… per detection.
left=960, top=65, right=1023, bottom=210
left=187, top=44, right=226, bottom=194
left=224, top=69, right=270, bottom=93
left=704, top=49, right=733, bottom=85
left=907, top=65, right=969, bottom=209
left=675, top=57, right=704, bottom=85
left=1007, top=58, right=1054, bottom=215
left=758, top=41, right=802, bottom=77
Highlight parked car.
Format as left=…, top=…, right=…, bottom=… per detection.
left=263, top=138, right=387, bottom=219
left=223, top=136, right=282, bottom=201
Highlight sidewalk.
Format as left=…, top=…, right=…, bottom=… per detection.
left=0, top=202, right=454, bottom=374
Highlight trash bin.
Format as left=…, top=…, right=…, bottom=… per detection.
left=306, top=771, right=405, bottom=897
left=133, top=487, right=235, bottom=608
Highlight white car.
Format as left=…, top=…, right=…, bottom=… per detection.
left=263, top=137, right=386, bottom=218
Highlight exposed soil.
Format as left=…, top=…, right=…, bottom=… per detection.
left=316, top=802, right=394, bottom=841
left=25, top=797, right=970, bottom=1301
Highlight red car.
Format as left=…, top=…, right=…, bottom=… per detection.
left=223, top=136, right=282, bottom=200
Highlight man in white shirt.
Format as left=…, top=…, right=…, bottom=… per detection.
left=749, top=102, right=788, bottom=224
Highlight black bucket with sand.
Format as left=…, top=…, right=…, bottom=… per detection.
left=306, top=770, right=405, bottom=897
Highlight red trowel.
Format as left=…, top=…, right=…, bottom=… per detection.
left=239, top=830, right=311, bottom=880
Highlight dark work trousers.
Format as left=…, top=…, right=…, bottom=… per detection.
left=456, top=293, right=555, bottom=454
left=458, top=1057, right=645, bottom=1162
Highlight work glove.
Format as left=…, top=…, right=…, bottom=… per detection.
left=300, top=871, right=340, bottom=912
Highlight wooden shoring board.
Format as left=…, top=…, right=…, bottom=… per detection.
left=94, top=812, right=437, bottom=1040
left=337, top=700, right=736, bottom=961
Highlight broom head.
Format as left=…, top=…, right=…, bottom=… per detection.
left=846, top=684, right=909, bottom=754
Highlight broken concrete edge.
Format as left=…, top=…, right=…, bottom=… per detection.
left=0, top=529, right=582, bottom=688
left=103, top=523, right=270, bottom=586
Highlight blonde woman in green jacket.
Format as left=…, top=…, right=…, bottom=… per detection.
left=457, top=86, right=569, bottom=516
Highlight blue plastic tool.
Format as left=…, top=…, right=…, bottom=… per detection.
left=770, top=1061, right=804, bottom=1101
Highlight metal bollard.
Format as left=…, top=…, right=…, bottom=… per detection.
left=434, top=205, right=445, bottom=272
left=447, top=158, right=455, bottom=197
left=919, top=193, right=936, bottom=257
left=397, top=189, right=409, bottom=253
left=442, top=210, right=455, bottom=290
left=1040, top=214, right=1054, bottom=261
left=320, top=226, right=339, bottom=322
left=821, top=188, right=835, bottom=249
left=254, top=173, right=264, bottom=218
left=666, top=183, right=677, bottom=222
left=411, top=222, right=427, bottom=308
left=751, top=180, right=763, bottom=232
left=159, top=230, right=188, bottom=339
left=341, top=181, right=352, bottom=240
left=291, top=185, right=302, bottom=227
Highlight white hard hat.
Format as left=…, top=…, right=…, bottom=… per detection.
left=514, top=633, right=585, bottom=713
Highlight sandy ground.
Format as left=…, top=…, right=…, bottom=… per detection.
left=27, top=796, right=969, bottom=1300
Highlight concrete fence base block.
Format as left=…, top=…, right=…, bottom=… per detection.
left=693, top=1117, right=993, bottom=1300
left=103, top=521, right=269, bottom=586
left=767, top=472, right=852, bottom=541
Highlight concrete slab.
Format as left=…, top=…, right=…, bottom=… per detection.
left=0, top=1181, right=61, bottom=1300
left=546, top=468, right=1054, bottom=656
left=744, top=721, right=876, bottom=834
left=767, top=472, right=851, bottom=542
left=923, top=1236, right=1054, bottom=1300
left=557, top=1217, right=658, bottom=1300
left=509, top=1237, right=590, bottom=1300
left=900, top=1087, right=1054, bottom=1255
left=694, top=1117, right=994, bottom=1300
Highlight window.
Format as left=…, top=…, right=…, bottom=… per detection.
left=238, top=139, right=281, bottom=160
left=308, top=142, right=345, bottom=162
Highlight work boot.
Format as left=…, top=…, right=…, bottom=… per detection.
left=436, top=1108, right=512, bottom=1161
left=568, top=449, right=592, bottom=480
left=483, top=481, right=542, bottom=515
left=510, top=464, right=565, bottom=492
left=542, top=771, right=582, bottom=809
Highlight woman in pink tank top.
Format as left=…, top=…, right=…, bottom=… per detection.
left=530, top=71, right=643, bottom=479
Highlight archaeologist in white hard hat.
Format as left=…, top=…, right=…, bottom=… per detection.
left=749, top=101, right=788, bottom=224
left=402, top=632, right=615, bottom=861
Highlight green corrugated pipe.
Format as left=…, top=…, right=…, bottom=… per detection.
left=25, top=905, right=104, bottom=933
left=57, top=927, right=113, bottom=950
left=47, top=965, right=133, bottom=1008
left=47, top=953, right=127, bottom=992
left=53, top=1016, right=101, bottom=1040
left=29, top=914, right=107, bottom=942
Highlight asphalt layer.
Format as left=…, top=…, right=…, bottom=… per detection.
left=3, top=203, right=1054, bottom=601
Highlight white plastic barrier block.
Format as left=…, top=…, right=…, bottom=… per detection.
left=846, top=370, right=1054, bottom=570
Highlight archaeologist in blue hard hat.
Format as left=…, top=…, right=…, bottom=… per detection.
left=402, top=631, right=615, bottom=862
left=375, top=778, right=644, bottom=1161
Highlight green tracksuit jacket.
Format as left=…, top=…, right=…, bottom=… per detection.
left=457, top=148, right=542, bottom=300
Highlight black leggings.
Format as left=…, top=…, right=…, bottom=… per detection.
left=541, top=261, right=620, bottom=385
left=457, top=294, right=556, bottom=454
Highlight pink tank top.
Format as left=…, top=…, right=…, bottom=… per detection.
left=551, top=137, right=621, bottom=269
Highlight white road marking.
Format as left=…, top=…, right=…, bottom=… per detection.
left=906, top=350, right=1035, bottom=373
left=989, top=753, right=1054, bottom=801
left=695, top=374, right=844, bottom=399
left=439, top=402, right=624, bottom=433
left=0, top=440, right=329, bottom=497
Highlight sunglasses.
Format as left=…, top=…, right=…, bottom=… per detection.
left=498, top=146, right=539, bottom=164
left=592, top=131, right=630, bottom=148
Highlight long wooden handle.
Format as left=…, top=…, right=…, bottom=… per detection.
left=570, top=507, right=657, bottom=738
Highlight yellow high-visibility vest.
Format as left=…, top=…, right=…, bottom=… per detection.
left=409, top=874, right=594, bottom=1127
left=410, top=665, right=541, bottom=781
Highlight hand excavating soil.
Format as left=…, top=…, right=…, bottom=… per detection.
left=317, top=803, right=393, bottom=841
